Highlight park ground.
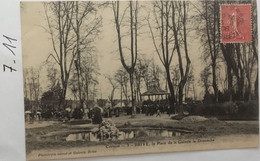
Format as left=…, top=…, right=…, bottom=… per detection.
left=25, top=114, right=259, bottom=157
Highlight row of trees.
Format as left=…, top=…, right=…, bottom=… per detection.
left=105, top=57, right=166, bottom=109
left=24, top=2, right=101, bottom=113
left=197, top=0, right=258, bottom=103
left=110, top=1, right=193, bottom=115
left=24, top=0, right=258, bottom=117
left=43, top=2, right=101, bottom=111
left=110, top=0, right=258, bottom=115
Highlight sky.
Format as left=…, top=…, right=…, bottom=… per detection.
left=21, top=1, right=205, bottom=100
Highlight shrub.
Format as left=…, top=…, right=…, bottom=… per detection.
left=237, top=101, right=258, bottom=118
left=189, top=104, right=206, bottom=115
left=92, top=107, right=103, bottom=124
left=184, top=101, right=258, bottom=120
left=217, top=102, right=238, bottom=116
left=171, top=114, right=185, bottom=120
left=72, top=108, right=84, bottom=119
left=137, top=128, right=148, bottom=137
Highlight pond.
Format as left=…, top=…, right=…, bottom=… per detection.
left=39, top=128, right=193, bottom=142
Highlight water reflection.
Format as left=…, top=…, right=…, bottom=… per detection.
left=63, top=129, right=183, bottom=142
left=66, top=132, right=100, bottom=142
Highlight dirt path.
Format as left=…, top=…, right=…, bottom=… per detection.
left=225, top=121, right=259, bottom=125
left=25, top=121, right=57, bottom=129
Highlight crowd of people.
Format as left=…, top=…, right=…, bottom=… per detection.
left=25, top=99, right=173, bottom=123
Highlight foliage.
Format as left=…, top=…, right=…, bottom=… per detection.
left=97, top=99, right=107, bottom=108
left=189, top=101, right=258, bottom=120
left=237, top=101, right=259, bottom=118
left=40, top=83, right=62, bottom=111
left=98, top=119, right=119, bottom=140
left=72, top=108, right=84, bottom=119
left=92, top=107, right=103, bottom=124
left=24, top=97, right=31, bottom=111
left=203, top=93, right=214, bottom=104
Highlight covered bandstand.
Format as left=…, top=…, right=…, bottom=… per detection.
left=141, top=85, right=170, bottom=115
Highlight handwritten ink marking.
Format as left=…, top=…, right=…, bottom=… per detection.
left=3, top=35, right=17, bottom=44
left=2, top=43, right=16, bottom=56
left=3, top=64, right=17, bottom=72
left=2, top=35, right=17, bottom=56
left=1, top=35, right=18, bottom=72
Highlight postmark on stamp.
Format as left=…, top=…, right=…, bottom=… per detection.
left=220, top=4, right=252, bottom=43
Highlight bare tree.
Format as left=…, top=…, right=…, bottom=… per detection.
left=196, top=0, right=220, bottom=103
left=251, top=0, right=258, bottom=99
left=24, top=67, right=41, bottom=112
left=200, top=66, right=211, bottom=96
left=184, top=67, right=195, bottom=101
left=112, top=1, right=139, bottom=115
left=135, top=57, right=150, bottom=90
left=220, top=43, right=234, bottom=101
left=241, top=44, right=256, bottom=101
left=46, top=62, right=59, bottom=89
left=105, top=75, right=118, bottom=108
left=221, top=42, right=249, bottom=101
left=148, top=1, right=176, bottom=113
left=172, top=64, right=180, bottom=102
left=218, top=1, right=258, bottom=102
left=72, top=1, right=102, bottom=111
left=149, top=60, right=162, bottom=89
left=81, top=56, right=100, bottom=108
left=133, top=57, right=162, bottom=105
left=44, top=2, right=101, bottom=110
left=69, top=76, right=78, bottom=101
left=115, top=68, right=129, bottom=103
left=134, top=60, right=143, bottom=105
left=44, top=2, right=77, bottom=109
left=171, top=1, right=191, bottom=108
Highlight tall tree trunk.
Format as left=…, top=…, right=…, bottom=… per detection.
left=86, top=80, right=89, bottom=109
left=120, top=76, right=123, bottom=107
left=75, top=2, right=84, bottom=111
left=129, top=73, right=136, bottom=115
left=255, top=72, right=258, bottom=99
left=112, top=1, right=138, bottom=116
left=166, top=66, right=175, bottom=114
left=221, top=44, right=235, bottom=102
left=178, top=82, right=184, bottom=105
left=227, top=65, right=233, bottom=101
left=60, top=81, right=67, bottom=110
left=172, top=1, right=191, bottom=107
left=247, top=77, right=252, bottom=101
left=212, top=62, right=219, bottom=103
left=235, top=44, right=245, bottom=100
left=205, top=1, right=219, bottom=103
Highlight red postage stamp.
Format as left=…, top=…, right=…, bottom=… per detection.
left=220, top=4, right=252, bottom=43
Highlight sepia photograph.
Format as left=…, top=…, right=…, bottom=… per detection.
left=21, top=0, right=259, bottom=160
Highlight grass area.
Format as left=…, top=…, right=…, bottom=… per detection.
left=107, top=114, right=258, bottom=135
left=25, top=114, right=259, bottom=154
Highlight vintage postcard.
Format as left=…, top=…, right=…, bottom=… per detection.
left=21, top=0, right=259, bottom=160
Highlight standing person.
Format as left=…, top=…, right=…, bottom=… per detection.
left=167, top=105, right=171, bottom=117
left=156, top=109, right=161, bottom=117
